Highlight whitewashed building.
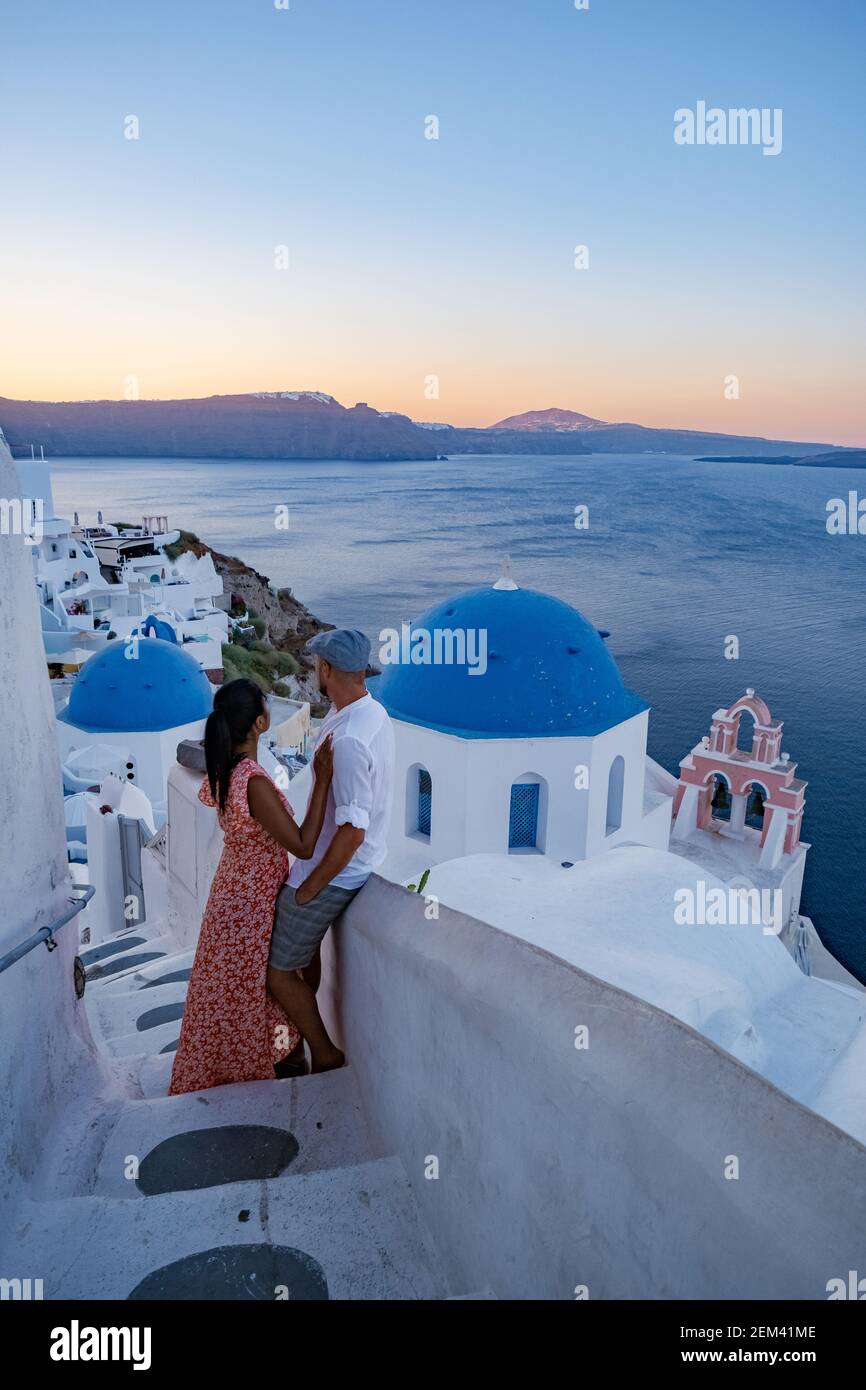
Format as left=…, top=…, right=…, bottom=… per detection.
left=56, top=638, right=213, bottom=813
left=376, top=576, right=672, bottom=879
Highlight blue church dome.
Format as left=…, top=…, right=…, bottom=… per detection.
left=59, top=638, right=214, bottom=734
left=375, top=582, right=648, bottom=739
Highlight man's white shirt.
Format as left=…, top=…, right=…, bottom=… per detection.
left=288, top=691, right=395, bottom=890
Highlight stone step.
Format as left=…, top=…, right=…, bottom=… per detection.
left=93, top=947, right=194, bottom=996
left=82, top=931, right=175, bottom=983
left=2, top=1154, right=450, bottom=1300
left=84, top=937, right=194, bottom=1058
left=95, top=1015, right=184, bottom=1058
left=41, top=923, right=456, bottom=1300
left=84, top=1066, right=381, bottom=1199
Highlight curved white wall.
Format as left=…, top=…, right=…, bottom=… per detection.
left=323, top=876, right=866, bottom=1299
left=166, top=763, right=221, bottom=951
left=0, top=439, right=106, bottom=1211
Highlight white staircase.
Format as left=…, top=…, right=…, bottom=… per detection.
left=0, top=927, right=467, bottom=1301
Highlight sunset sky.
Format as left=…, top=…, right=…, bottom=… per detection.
left=1, top=0, right=864, bottom=444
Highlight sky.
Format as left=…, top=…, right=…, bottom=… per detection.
left=0, top=0, right=864, bottom=443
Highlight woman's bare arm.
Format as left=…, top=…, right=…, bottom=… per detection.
left=247, top=736, right=333, bottom=858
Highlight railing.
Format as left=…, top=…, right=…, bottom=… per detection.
left=7, top=444, right=47, bottom=460
left=0, top=884, right=94, bottom=976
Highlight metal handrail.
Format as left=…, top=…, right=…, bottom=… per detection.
left=0, top=884, right=94, bottom=976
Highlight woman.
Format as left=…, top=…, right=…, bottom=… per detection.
left=169, top=678, right=332, bottom=1095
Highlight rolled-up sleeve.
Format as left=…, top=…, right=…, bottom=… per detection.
left=332, top=736, right=373, bottom=831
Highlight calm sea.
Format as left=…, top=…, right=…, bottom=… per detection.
left=50, top=452, right=866, bottom=980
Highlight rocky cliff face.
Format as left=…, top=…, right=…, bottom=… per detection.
left=168, top=531, right=330, bottom=709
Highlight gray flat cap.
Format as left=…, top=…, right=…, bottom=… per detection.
left=307, top=627, right=371, bottom=672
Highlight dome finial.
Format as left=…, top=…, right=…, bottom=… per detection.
left=493, top=555, right=519, bottom=591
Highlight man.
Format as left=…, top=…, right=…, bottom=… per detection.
left=267, top=628, right=394, bottom=1072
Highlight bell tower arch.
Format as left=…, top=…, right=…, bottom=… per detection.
left=672, top=690, right=806, bottom=868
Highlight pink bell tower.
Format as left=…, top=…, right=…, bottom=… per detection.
left=671, top=689, right=806, bottom=869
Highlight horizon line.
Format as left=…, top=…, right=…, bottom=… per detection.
left=1, top=390, right=860, bottom=450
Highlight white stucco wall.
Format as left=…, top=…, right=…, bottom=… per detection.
left=57, top=716, right=206, bottom=811
left=320, top=876, right=866, bottom=1300
left=389, top=709, right=667, bottom=868
left=166, top=763, right=222, bottom=951
left=0, top=440, right=107, bottom=1206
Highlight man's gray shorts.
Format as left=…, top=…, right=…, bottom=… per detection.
left=269, top=881, right=360, bottom=971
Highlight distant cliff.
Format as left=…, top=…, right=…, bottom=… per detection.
left=0, top=392, right=593, bottom=461
left=431, top=426, right=591, bottom=455
left=0, top=392, right=847, bottom=463
left=491, top=407, right=607, bottom=432
left=481, top=407, right=844, bottom=459
left=696, top=450, right=866, bottom=469
left=0, top=393, right=437, bottom=462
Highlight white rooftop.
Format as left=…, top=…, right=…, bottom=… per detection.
left=418, top=846, right=866, bottom=1142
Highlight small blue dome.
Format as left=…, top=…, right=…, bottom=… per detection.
left=375, top=584, right=648, bottom=738
left=59, top=638, right=213, bottom=733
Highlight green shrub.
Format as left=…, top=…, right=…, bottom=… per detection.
left=272, top=651, right=299, bottom=677
left=221, top=639, right=297, bottom=694
left=163, top=529, right=200, bottom=561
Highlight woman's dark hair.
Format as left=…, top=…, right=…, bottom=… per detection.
left=205, top=678, right=266, bottom=812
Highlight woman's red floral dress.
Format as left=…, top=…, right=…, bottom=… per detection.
left=169, top=758, right=300, bottom=1095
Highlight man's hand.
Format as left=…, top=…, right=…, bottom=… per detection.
left=294, top=879, right=318, bottom=907
left=293, top=824, right=365, bottom=906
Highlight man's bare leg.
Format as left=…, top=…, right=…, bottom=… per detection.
left=267, top=965, right=344, bottom=1072
left=302, top=944, right=322, bottom=995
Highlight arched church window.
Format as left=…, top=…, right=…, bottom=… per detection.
left=606, top=756, right=625, bottom=834
left=417, top=767, right=432, bottom=838
left=509, top=781, right=539, bottom=850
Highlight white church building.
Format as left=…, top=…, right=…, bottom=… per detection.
left=376, top=575, right=671, bottom=877
left=372, top=572, right=858, bottom=994
left=56, top=637, right=214, bottom=813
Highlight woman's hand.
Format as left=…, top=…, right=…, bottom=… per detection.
left=313, top=733, right=334, bottom=783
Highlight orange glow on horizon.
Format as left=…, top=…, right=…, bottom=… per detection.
left=2, top=361, right=862, bottom=449
left=3, top=283, right=863, bottom=448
